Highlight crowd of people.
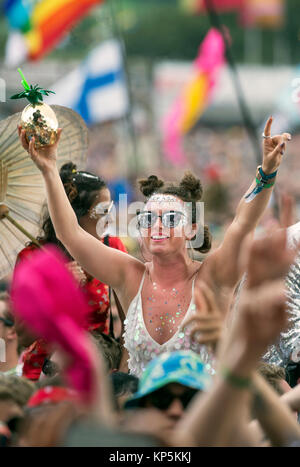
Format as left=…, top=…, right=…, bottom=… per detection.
left=1, top=116, right=300, bottom=448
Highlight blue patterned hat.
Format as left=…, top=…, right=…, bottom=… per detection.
left=125, top=350, right=212, bottom=409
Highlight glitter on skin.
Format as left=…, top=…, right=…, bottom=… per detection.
left=148, top=194, right=182, bottom=204
left=145, top=263, right=197, bottom=335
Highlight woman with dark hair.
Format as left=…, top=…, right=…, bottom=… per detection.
left=18, top=117, right=291, bottom=377
left=16, top=161, right=127, bottom=380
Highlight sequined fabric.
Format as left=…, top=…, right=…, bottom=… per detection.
left=123, top=273, right=216, bottom=378
left=263, top=253, right=300, bottom=367
left=231, top=225, right=300, bottom=367
left=262, top=223, right=300, bottom=367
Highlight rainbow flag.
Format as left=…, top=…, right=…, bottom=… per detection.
left=4, top=0, right=104, bottom=62
left=162, top=28, right=225, bottom=165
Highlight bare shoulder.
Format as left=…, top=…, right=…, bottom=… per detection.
left=115, top=257, right=146, bottom=313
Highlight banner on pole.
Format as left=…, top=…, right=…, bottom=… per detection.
left=162, top=28, right=225, bottom=165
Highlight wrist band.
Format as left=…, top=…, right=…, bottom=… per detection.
left=245, top=166, right=277, bottom=203
left=255, top=178, right=275, bottom=189
left=221, top=367, right=252, bottom=389
left=257, top=166, right=277, bottom=180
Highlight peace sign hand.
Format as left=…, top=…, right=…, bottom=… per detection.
left=262, top=116, right=291, bottom=174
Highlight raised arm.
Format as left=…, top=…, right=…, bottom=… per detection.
left=175, top=229, right=296, bottom=447
left=209, top=117, right=291, bottom=288
left=250, top=372, right=300, bottom=447
left=19, top=127, right=142, bottom=292
left=281, top=380, right=300, bottom=412
left=175, top=279, right=289, bottom=447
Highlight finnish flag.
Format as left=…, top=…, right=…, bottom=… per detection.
left=46, top=39, right=129, bottom=125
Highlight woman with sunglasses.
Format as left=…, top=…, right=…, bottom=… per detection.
left=18, top=117, right=290, bottom=377
left=16, top=161, right=127, bottom=380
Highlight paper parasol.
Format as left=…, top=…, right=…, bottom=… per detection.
left=0, top=105, right=88, bottom=279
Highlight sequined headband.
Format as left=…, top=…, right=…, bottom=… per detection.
left=147, top=193, right=184, bottom=204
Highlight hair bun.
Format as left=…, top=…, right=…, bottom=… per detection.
left=59, top=162, right=78, bottom=202
left=59, top=162, right=77, bottom=184
left=180, top=172, right=203, bottom=201
left=139, top=175, right=164, bottom=198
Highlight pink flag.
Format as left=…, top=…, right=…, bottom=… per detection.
left=162, top=28, right=225, bottom=165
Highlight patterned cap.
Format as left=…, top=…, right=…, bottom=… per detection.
left=125, top=350, right=212, bottom=409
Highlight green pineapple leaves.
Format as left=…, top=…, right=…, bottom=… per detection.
left=10, top=84, right=55, bottom=105
left=10, top=69, right=55, bottom=105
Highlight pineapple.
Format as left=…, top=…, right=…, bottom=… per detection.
left=10, top=69, right=58, bottom=148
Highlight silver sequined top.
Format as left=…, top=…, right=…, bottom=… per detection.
left=263, top=222, right=300, bottom=367
left=123, top=272, right=216, bottom=378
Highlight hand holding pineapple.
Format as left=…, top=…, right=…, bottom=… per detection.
left=18, top=124, right=62, bottom=174
left=12, top=69, right=62, bottom=173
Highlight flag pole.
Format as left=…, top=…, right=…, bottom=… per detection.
left=203, top=0, right=262, bottom=166
left=108, top=0, right=140, bottom=175
left=203, top=0, right=280, bottom=215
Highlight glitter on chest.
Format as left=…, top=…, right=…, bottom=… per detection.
left=123, top=294, right=216, bottom=378
left=144, top=282, right=187, bottom=335
left=123, top=271, right=216, bottom=378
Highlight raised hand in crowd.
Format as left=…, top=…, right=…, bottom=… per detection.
left=175, top=227, right=296, bottom=447
left=249, top=372, right=300, bottom=447
left=261, top=116, right=291, bottom=174
left=206, top=117, right=292, bottom=301
left=182, top=283, right=223, bottom=353
left=281, top=381, right=300, bottom=413
left=279, top=192, right=296, bottom=229
left=175, top=278, right=290, bottom=446
left=225, top=280, right=288, bottom=368
left=243, top=228, right=296, bottom=289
